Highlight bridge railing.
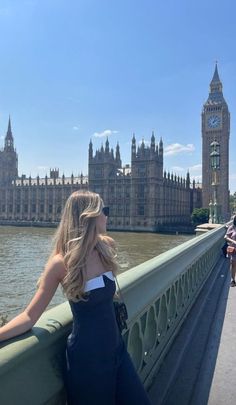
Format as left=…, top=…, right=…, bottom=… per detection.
left=120, top=225, right=225, bottom=388
left=0, top=225, right=226, bottom=404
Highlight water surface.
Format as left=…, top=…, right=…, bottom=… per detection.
left=0, top=226, right=193, bottom=318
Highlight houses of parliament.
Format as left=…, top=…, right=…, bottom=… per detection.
left=0, top=65, right=230, bottom=231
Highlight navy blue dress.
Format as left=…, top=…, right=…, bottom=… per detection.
left=65, top=271, right=151, bottom=405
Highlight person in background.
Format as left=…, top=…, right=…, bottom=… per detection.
left=222, top=224, right=229, bottom=258
left=224, top=215, right=236, bottom=287
left=0, top=190, right=151, bottom=405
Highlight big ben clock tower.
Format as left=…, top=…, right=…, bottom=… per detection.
left=202, top=63, right=230, bottom=221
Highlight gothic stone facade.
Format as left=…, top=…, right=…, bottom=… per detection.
left=0, top=119, right=88, bottom=223
left=202, top=64, right=230, bottom=221
left=89, top=135, right=201, bottom=232
left=0, top=127, right=201, bottom=232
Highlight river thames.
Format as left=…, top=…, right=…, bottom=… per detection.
left=0, top=226, right=194, bottom=318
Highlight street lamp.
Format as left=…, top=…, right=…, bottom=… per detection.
left=209, top=140, right=220, bottom=223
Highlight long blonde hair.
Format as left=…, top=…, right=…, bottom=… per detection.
left=51, top=190, right=117, bottom=301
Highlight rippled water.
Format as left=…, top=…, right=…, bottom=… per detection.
left=0, top=226, right=193, bottom=318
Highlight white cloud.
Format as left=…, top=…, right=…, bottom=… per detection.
left=168, top=164, right=202, bottom=177
left=93, top=129, right=118, bottom=138
left=0, top=135, right=4, bottom=140
left=191, top=175, right=202, bottom=183
left=170, top=166, right=184, bottom=172
left=164, top=143, right=195, bottom=156
left=37, top=166, right=49, bottom=171
left=189, top=164, right=202, bottom=172
left=73, top=126, right=79, bottom=131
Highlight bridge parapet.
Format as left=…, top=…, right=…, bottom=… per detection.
left=0, top=225, right=226, bottom=404
left=120, top=225, right=225, bottom=388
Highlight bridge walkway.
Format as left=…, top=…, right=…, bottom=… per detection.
left=148, top=254, right=235, bottom=405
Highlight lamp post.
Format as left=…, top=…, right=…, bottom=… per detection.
left=233, top=193, right=236, bottom=215
left=209, top=141, right=220, bottom=223
left=209, top=199, right=213, bottom=224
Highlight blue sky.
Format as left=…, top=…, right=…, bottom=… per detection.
left=0, top=0, right=236, bottom=191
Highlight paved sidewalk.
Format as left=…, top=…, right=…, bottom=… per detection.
left=148, top=256, right=234, bottom=405
left=208, top=275, right=236, bottom=404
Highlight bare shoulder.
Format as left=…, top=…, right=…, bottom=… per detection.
left=226, top=225, right=233, bottom=234
left=102, top=235, right=116, bottom=249
left=45, top=253, right=67, bottom=281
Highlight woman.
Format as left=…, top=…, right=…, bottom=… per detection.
left=0, top=190, right=151, bottom=405
left=224, top=215, right=236, bottom=287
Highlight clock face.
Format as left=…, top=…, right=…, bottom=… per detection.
left=207, top=115, right=221, bottom=129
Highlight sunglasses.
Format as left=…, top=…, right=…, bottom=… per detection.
left=102, top=206, right=109, bottom=217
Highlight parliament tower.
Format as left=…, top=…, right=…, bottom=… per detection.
left=0, top=117, right=18, bottom=185
left=202, top=64, right=230, bottom=221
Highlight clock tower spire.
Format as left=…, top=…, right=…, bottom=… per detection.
left=208, top=62, right=225, bottom=102
left=201, top=64, right=230, bottom=221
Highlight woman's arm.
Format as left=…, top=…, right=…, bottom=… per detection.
left=224, top=226, right=236, bottom=244
left=0, top=255, right=66, bottom=342
left=224, top=235, right=236, bottom=243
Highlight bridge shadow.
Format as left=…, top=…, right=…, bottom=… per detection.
left=0, top=326, right=52, bottom=349
left=148, top=255, right=231, bottom=405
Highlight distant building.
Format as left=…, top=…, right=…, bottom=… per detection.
left=0, top=120, right=201, bottom=230
left=202, top=63, right=230, bottom=221
left=0, top=118, right=88, bottom=222
left=89, top=134, right=202, bottom=232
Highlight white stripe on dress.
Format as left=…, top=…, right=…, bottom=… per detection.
left=84, top=271, right=115, bottom=292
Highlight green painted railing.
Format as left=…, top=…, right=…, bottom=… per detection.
left=120, top=225, right=225, bottom=388
left=0, top=225, right=226, bottom=404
